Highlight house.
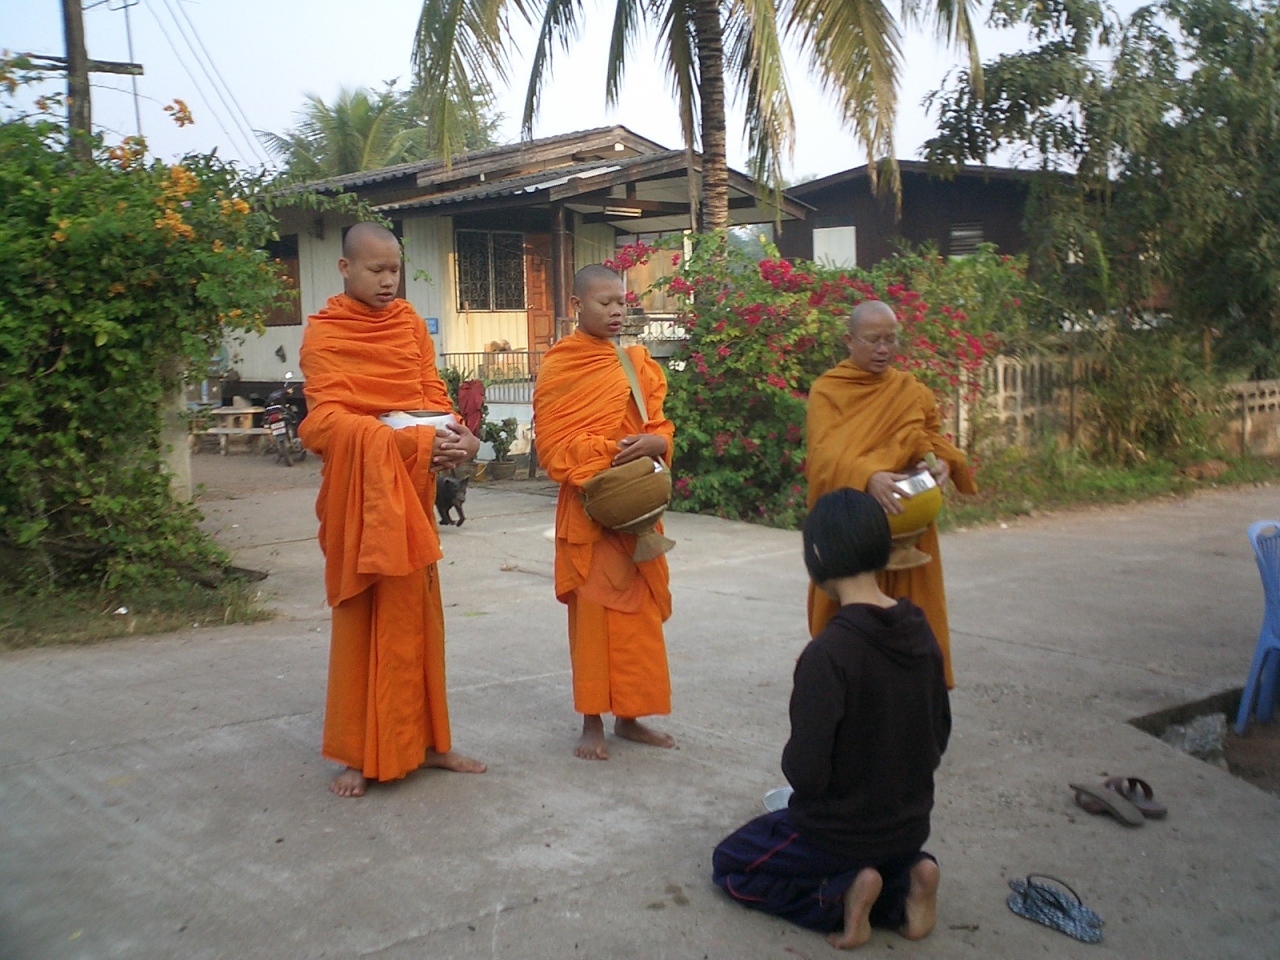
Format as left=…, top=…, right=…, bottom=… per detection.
left=775, top=160, right=1034, bottom=269
left=230, top=126, right=807, bottom=426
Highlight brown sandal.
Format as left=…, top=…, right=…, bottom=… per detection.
left=1069, top=782, right=1144, bottom=826
left=1103, top=777, right=1168, bottom=819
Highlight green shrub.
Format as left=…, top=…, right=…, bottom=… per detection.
left=0, top=115, right=288, bottom=588
left=617, top=235, right=1018, bottom=526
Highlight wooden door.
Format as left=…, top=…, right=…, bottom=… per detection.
left=525, top=233, right=555, bottom=353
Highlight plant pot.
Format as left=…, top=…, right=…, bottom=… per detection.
left=487, top=459, right=517, bottom=481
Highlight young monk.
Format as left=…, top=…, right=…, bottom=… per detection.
left=805, top=300, right=976, bottom=688
left=532, top=264, right=676, bottom=760
left=298, top=221, right=486, bottom=797
left=713, top=488, right=950, bottom=950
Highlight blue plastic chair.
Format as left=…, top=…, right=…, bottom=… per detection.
left=1235, top=521, right=1280, bottom=734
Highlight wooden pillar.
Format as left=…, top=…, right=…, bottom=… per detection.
left=551, top=202, right=568, bottom=339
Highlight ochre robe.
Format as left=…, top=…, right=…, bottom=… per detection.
left=533, top=330, right=675, bottom=718
left=805, top=361, right=976, bottom=688
left=299, top=294, right=456, bottom=781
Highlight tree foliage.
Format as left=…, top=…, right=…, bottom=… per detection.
left=925, top=0, right=1280, bottom=375
left=263, top=82, right=500, bottom=180
left=411, top=0, right=982, bottom=230
left=0, top=115, right=289, bottom=588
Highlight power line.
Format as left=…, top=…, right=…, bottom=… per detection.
left=168, top=0, right=270, bottom=163
left=154, top=0, right=267, bottom=164
left=139, top=0, right=255, bottom=161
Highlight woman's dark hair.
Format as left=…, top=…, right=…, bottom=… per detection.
left=803, top=488, right=891, bottom=584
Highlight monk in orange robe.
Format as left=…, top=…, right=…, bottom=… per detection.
left=805, top=300, right=976, bottom=689
left=299, top=222, right=486, bottom=797
left=533, top=264, right=676, bottom=760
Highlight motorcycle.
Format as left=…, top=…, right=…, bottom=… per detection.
left=263, top=371, right=307, bottom=466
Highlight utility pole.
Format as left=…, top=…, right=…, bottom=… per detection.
left=62, top=0, right=92, bottom=160
left=24, top=2, right=145, bottom=161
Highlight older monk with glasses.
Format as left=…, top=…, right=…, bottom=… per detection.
left=804, top=300, right=977, bottom=688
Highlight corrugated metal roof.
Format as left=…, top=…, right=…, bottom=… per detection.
left=786, top=159, right=1044, bottom=195
left=372, top=152, right=686, bottom=212
left=278, top=125, right=661, bottom=194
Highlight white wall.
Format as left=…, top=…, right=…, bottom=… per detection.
left=402, top=215, right=452, bottom=355
left=231, top=209, right=348, bottom=383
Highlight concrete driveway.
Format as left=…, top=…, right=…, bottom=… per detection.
left=1, top=454, right=1278, bottom=959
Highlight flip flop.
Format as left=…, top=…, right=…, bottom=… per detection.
left=1007, top=875, right=1104, bottom=943
left=1069, top=782, right=1144, bottom=826
left=1103, top=777, right=1168, bottom=819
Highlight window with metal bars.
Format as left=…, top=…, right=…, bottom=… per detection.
left=456, top=230, right=526, bottom=311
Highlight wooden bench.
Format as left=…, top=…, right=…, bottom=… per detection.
left=192, top=426, right=273, bottom=455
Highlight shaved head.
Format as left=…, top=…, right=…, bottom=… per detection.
left=573, top=264, right=622, bottom=297
left=343, top=221, right=399, bottom=259
left=339, top=222, right=402, bottom=310
left=844, top=299, right=899, bottom=374
left=847, top=299, right=896, bottom=334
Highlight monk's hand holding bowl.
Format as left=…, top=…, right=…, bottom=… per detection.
left=917, top=457, right=950, bottom=487
left=432, top=421, right=480, bottom=469
left=867, top=471, right=911, bottom=516
left=613, top=433, right=668, bottom=467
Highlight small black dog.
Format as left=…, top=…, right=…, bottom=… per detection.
left=435, top=473, right=469, bottom=527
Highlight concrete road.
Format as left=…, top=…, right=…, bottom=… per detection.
left=2, top=454, right=1278, bottom=960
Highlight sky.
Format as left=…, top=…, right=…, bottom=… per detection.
left=3, top=0, right=1141, bottom=179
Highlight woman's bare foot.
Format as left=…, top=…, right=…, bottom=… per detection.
left=899, top=857, right=940, bottom=941
left=423, top=749, right=487, bottom=773
left=575, top=715, right=609, bottom=760
left=827, top=868, right=882, bottom=949
left=614, top=717, right=675, bottom=749
left=330, top=767, right=368, bottom=798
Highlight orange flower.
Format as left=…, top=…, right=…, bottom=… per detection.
left=212, top=239, right=225, bottom=253
left=154, top=209, right=195, bottom=241
left=163, top=98, right=194, bottom=127
left=107, top=282, right=127, bottom=296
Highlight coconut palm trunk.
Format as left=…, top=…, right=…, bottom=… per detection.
left=692, top=0, right=729, bottom=232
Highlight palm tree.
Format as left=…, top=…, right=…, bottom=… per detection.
left=263, top=84, right=500, bottom=180
left=411, top=0, right=981, bottom=230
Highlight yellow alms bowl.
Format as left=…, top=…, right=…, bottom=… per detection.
left=886, top=481, right=943, bottom=536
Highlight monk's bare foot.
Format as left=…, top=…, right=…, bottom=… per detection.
left=899, top=857, right=940, bottom=941
left=423, top=749, right=487, bottom=774
left=330, top=767, right=367, bottom=798
left=575, top=715, right=609, bottom=760
left=614, top=717, right=675, bottom=749
left=827, top=867, right=882, bottom=949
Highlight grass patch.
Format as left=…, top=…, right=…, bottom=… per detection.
left=941, top=445, right=1280, bottom=529
left=0, top=578, right=274, bottom=651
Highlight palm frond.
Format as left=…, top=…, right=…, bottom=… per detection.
left=605, top=0, right=644, bottom=105
left=656, top=0, right=700, bottom=149
left=724, top=0, right=795, bottom=198
left=413, top=0, right=510, bottom=162
left=784, top=0, right=901, bottom=198
left=901, top=0, right=983, bottom=97
left=520, top=0, right=586, bottom=136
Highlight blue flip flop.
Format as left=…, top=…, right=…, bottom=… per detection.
left=1007, top=875, right=1104, bottom=943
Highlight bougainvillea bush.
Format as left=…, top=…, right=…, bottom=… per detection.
left=610, top=234, right=1029, bottom=527
left=0, top=113, right=288, bottom=588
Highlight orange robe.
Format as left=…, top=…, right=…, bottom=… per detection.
left=533, top=330, right=675, bottom=718
left=299, top=294, right=456, bottom=781
left=805, top=361, right=976, bottom=688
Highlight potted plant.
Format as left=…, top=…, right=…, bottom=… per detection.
left=480, top=417, right=519, bottom=480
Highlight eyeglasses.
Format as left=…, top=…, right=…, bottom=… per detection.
left=853, top=334, right=899, bottom=348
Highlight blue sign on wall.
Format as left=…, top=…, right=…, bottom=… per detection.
left=425, top=317, right=439, bottom=335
